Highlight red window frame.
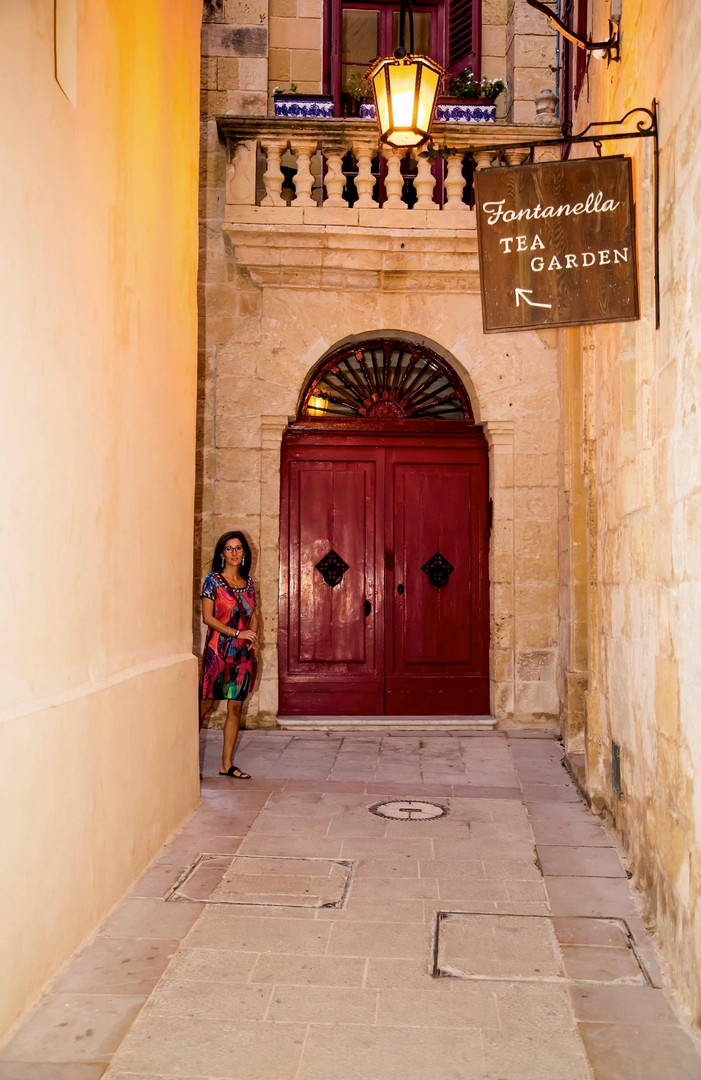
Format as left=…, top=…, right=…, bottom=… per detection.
left=324, top=0, right=481, bottom=114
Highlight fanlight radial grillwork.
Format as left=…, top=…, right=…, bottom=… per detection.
left=421, top=551, right=454, bottom=588
left=300, top=339, right=472, bottom=420
left=315, top=549, right=349, bottom=587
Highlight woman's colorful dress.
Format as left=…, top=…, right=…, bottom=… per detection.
left=199, top=572, right=257, bottom=701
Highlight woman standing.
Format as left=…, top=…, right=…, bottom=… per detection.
left=199, top=531, right=258, bottom=778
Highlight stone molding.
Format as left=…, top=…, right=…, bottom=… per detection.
left=222, top=221, right=480, bottom=291
left=485, top=420, right=516, bottom=720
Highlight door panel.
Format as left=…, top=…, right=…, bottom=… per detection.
left=393, top=463, right=473, bottom=667
left=297, top=463, right=369, bottom=663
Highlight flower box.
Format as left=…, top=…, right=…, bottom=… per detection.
left=359, top=99, right=496, bottom=123
left=435, top=97, right=496, bottom=123
left=273, top=94, right=334, bottom=119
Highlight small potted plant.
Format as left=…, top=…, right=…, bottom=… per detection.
left=273, top=83, right=334, bottom=119
left=437, top=68, right=505, bottom=123
left=342, top=71, right=373, bottom=117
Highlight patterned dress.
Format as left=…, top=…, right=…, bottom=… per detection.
left=199, top=572, right=257, bottom=701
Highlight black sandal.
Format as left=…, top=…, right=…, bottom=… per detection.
left=218, top=765, right=251, bottom=779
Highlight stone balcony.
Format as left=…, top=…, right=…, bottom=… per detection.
left=216, top=115, right=559, bottom=289
left=218, top=116, right=560, bottom=228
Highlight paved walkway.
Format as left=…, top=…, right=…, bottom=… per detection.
left=2, top=731, right=701, bottom=1079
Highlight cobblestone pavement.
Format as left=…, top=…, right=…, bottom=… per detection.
left=2, top=730, right=701, bottom=1079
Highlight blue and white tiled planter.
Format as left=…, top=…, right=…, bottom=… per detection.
left=273, top=95, right=334, bottom=119
left=435, top=101, right=496, bottom=123
left=359, top=100, right=496, bottom=123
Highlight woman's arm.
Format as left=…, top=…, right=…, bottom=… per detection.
left=248, top=610, right=259, bottom=651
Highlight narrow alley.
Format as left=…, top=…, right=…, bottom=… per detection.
left=2, top=731, right=700, bottom=1079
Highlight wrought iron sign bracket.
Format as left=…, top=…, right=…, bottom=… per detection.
left=457, top=102, right=660, bottom=328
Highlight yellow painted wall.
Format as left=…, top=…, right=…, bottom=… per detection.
left=562, top=0, right=701, bottom=1025
left=0, top=0, right=201, bottom=1039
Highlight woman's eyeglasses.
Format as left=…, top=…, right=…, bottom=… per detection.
left=224, top=545, right=244, bottom=554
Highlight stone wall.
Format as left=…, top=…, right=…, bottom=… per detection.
left=198, top=212, right=561, bottom=728
left=200, top=0, right=556, bottom=121
left=559, top=0, right=701, bottom=1026
left=197, top=1, right=563, bottom=731
left=505, top=0, right=558, bottom=124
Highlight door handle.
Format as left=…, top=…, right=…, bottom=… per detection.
left=364, top=599, right=372, bottom=617
left=397, top=584, right=404, bottom=595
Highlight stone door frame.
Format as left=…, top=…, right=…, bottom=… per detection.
left=258, top=413, right=516, bottom=724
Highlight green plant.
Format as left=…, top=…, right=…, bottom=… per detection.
left=272, top=83, right=298, bottom=95
left=445, top=68, right=505, bottom=102
left=346, top=70, right=373, bottom=103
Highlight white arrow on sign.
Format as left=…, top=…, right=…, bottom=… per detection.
left=515, top=288, right=552, bottom=310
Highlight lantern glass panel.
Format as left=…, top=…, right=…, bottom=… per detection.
left=387, top=61, right=419, bottom=130
left=373, top=64, right=391, bottom=130
left=416, top=63, right=440, bottom=130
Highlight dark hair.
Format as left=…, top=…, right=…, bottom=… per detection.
left=211, top=531, right=252, bottom=577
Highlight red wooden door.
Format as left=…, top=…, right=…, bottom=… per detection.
left=279, top=428, right=489, bottom=716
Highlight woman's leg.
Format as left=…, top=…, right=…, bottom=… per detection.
left=199, top=698, right=213, bottom=729
left=221, top=698, right=244, bottom=773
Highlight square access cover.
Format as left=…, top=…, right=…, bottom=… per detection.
left=434, top=912, right=649, bottom=984
left=169, top=854, right=352, bottom=909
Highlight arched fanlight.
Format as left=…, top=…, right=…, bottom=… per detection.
left=368, top=0, right=444, bottom=149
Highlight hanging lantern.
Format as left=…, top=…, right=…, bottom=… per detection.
left=369, top=53, right=444, bottom=149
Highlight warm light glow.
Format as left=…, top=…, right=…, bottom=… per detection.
left=307, top=394, right=329, bottom=414
left=369, top=54, right=444, bottom=148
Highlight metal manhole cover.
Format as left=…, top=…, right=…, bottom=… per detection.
left=368, top=800, right=448, bottom=821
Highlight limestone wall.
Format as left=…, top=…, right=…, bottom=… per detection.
left=201, top=0, right=556, bottom=122
left=197, top=215, right=561, bottom=728
left=197, top=2, right=562, bottom=731
left=559, top=0, right=701, bottom=1025
left=505, top=0, right=558, bottom=124
left=0, top=1, right=200, bottom=1040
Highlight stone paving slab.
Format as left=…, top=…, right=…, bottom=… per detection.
left=2, top=731, right=701, bottom=1080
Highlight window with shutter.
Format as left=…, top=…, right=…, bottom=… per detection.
left=447, top=0, right=480, bottom=77
left=326, top=0, right=463, bottom=110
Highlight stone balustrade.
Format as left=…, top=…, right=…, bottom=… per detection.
left=217, top=117, right=558, bottom=223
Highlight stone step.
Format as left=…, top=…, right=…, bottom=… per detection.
left=276, top=714, right=497, bottom=731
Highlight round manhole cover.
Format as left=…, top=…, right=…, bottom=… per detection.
left=368, top=800, right=448, bottom=821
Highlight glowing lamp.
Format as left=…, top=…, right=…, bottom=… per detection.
left=369, top=53, right=444, bottom=149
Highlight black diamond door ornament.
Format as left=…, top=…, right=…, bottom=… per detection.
left=421, top=551, right=454, bottom=589
left=315, top=549, right=349, bottom=587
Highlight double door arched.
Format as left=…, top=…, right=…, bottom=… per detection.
left=279, top=427, right=489, bottom=716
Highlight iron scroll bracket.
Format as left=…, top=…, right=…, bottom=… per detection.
left=453, top=101, right=660, bottom=329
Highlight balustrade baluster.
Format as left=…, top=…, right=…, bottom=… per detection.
left=322, top=145, right=348, bottom=208
left=413, top=151, right=439, bottom=210
left=504, top=148, right=530, bottom=166
left=472, top=149, right=495, bottom=171
left=382, top=147, right=405, bottom=209
left=352, top=140, right=378, bottom=208
left=260, top=139, right=286, bottom=206
left=290, top=138, right=318, bottom=206
left=444, top=153, right=468, bottom=211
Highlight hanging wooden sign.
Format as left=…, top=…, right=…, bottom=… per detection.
left=474, top=156, right=639, bottom=333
